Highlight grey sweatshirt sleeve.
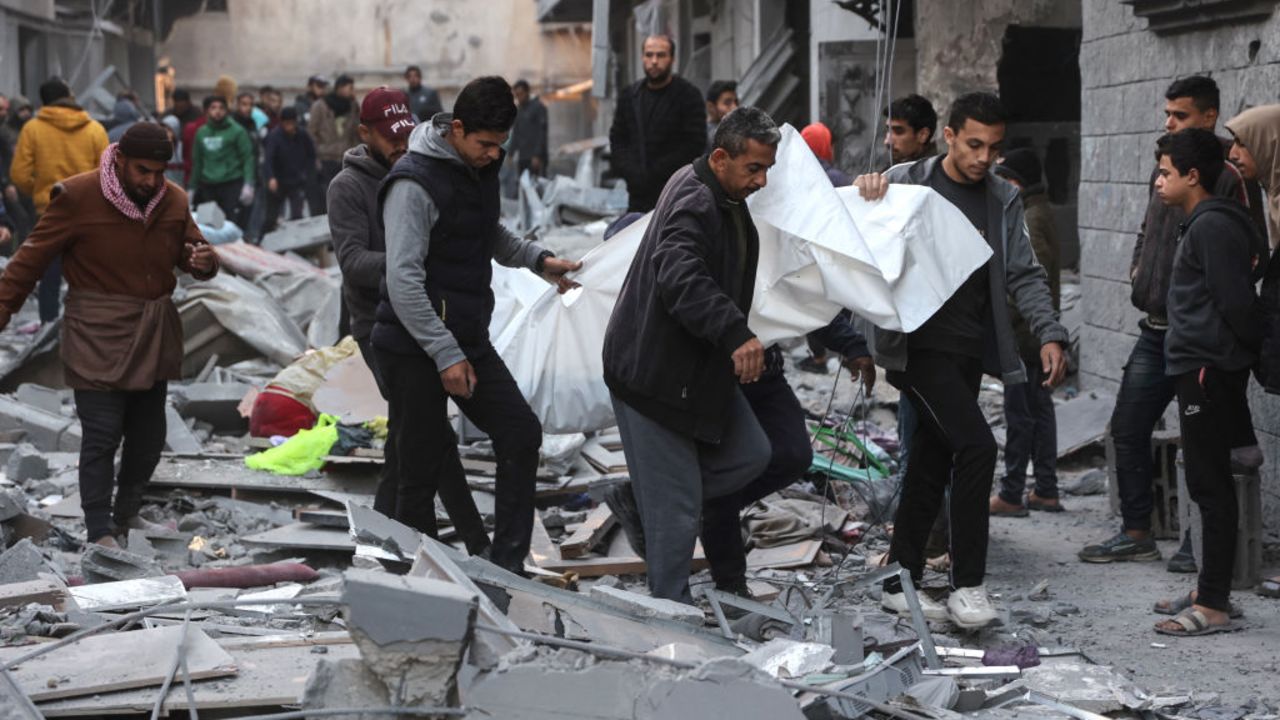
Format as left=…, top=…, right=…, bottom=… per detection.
left=382, top=180, right=467, bottom=370
left=492, top=222, right=549, bottom=271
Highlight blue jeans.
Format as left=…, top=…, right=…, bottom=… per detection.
left=1109, top=323, right=1176, bottom=532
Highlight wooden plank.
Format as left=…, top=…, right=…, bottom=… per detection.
left=533, top=530, right=707, bottom=578
left=581, top=439, right=627, bottom=473
left=559, top=505, right=616, bottom=558
left=240, top=522, right=355, bottom=552
left=746, top=539, right=822, bottom=570
left=1, top=626, right=236, bottom=702
left=149, top=458, right=377, bottom=495
left=35, top=640, right=360, bottom=716
left=0, top=579, right=67, bottom=610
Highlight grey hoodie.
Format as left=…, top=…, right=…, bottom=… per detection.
left=382, top=115, right=549, bottom=370
left=328, top=144, right=390, bottom=340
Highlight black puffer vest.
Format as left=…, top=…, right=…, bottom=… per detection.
left=372, top=149, right=502, bottom=355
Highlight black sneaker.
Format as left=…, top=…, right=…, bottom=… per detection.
left=797, top=356, right=830, bottom=374
left=603, top=482, right=645, bottom=559
left=1078, top=532, right=1162, bottom=563
left=1167, top=533, right=1198, bottom=573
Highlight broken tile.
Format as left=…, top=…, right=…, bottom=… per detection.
left=79, top=543, right=163, bottom=583
left=68, top=575, right=187, bottom=612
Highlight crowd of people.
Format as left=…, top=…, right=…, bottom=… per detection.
left=0, top=35, right=1278, bottom=641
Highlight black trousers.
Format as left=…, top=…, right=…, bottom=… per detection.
left=886, top=350, right=997, bottom=589
left=1176, top=367, right=1253, bottom=612
left=263, top=183, right=306, bottom=236
left=374, top=344, right=542, bottom=572
left=999, top=354, right=1058, bottom=503
left=702, top=371, right=814, bottom=588
left=196, top=179, right=247, bottom=230
left=74, top=382, right=168, bottom=541
left=356, top=336, right=399, bottom=520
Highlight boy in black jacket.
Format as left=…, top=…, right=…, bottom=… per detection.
left=1154, top=128, right=1262, bottom=637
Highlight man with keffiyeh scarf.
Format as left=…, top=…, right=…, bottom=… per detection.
left=0, top=123, right=218, bottom=548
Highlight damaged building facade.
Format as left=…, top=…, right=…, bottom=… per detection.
left=1077, top=0, right=1280, bottom=536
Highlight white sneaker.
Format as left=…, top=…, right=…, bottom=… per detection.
left=881, top=590, right=950, bottom=621
left=947, top=585, right=999, bottom=629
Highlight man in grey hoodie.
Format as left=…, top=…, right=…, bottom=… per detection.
left=372, top=77, right=581, bottom=574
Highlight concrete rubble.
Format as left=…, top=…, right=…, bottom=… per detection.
left=0, top=161, right=1268, bottom=719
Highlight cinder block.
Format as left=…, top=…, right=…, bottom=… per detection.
left=5, top=443, right=49, bottom=482
left=0, top=395, right=80, bottom=452
left=170, top=383, right=251, bottom=433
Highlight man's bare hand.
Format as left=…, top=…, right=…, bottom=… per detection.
left=4, top=185, right=17, bottom=204
left=440, top=359, right=477, bottom=398
left=542, top=257, right=583, bottom=294
left=0, top=226, right=11, bottom=246
left=843, top=355, right=877, bottom=393
left=184, top=241, right=216, bottom=274
left=853, top=172, right=889, bottom=201
left=530, top=156, right=543, bottom=174
left=268, top=178, right=279, bottom=194
left=1041, top=341, right=1067, bottom=388
left=732, top=337, right=765, bottom=384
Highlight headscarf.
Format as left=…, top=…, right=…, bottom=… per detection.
left=1225, top=104, right=1280, bottom=244
left=99, top=144, right=168, bottom=222
left=800, top=122, right=834, bottom=164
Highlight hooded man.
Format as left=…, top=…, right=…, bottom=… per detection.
left=106, top=97, right=144, bottom=143
left=0, top=123, right=218, bottom=547
left=327, top=87, right=418, bottom=517
left=374, top=76, right=581, bottom=574
left=310, top=74, right=361, bottom=215
left=10, top=78, right=109, bottom=323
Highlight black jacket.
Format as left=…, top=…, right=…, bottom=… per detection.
left=603, top=157, right=758, bottom=443
left=327, top=145, right=388, bottom=341
left=1164, top=198, right=1262, bottom=376
left=511, top=96, right=549, bottom=170
left=1130, top=136, right=1262, bottom=319
left=608, top=76, right=707, bottom=213
left=264, top=126, right=317, bottom=188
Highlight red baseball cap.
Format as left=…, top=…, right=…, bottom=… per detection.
left=360, top=87, right=416, bottom=140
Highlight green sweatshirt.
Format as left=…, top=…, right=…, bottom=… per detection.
left=191, top=118, right=255, bottom=187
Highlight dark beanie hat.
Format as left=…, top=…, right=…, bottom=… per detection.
left=995, top=148, right=1042, bottom=187
left=119, top=122, right=173, bottom=161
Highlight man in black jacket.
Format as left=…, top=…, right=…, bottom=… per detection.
left=1080, top=76, right=1260, bottom=571
left=603, top=107, right=780, bottom=603
left=263, top=107, right=315, bottom=233
left=608, top=35, right=707, bottom=213
left=327, top=87, right=415, bottom=516
left=511, top=80, right=548, bottom=177
left=1151, top=129, right=1261, bottom=637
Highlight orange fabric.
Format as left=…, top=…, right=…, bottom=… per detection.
left=801, top=122, right=834, bottom=163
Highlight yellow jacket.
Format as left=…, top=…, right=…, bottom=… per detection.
left=9, top=102, right=109, bottom=214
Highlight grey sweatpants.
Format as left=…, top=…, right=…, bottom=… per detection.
left=612, top=391, right=772, bottom=603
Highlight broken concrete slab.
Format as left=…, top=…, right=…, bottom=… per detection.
left=0, top=577, right=68, bottom=610
left=4, top=443, right=48, bottom=482
left=300, top=657, right=390, bottom=720
left=15, top=383, right=63, bottom=415
left=342, top=568, right=478, bottom=706
left=740, top=638, right=836, bottom=679
left=466, top=654, right=805, bottom=720
left=68, top=575, right=187, bottom=612
left=164, top=403, right=203, bottom=453
left=0, top=538, right=50, bottom=584
left=0, top=667, right=42, bottom=720
left=409, top=538, right=522, bottom=669
left=170, top=382, right=252, bottom=432
left=0, top=487, right=25, bottom=521
left=589, top=584, right=706, bottom=626
left=80, top=543, right=163, bottom=584
left=1021, top=663, right=1146, bottom=714
left=235, top=582, right=305, bottom=614
left=346, top=501, right=423, bottom=563
left=0, top=395, right=81, bottom=451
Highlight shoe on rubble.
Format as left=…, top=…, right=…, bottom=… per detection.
left=881, top=589, right=950, bottom=621
left=1078, top=531, right=1161, bottom=563
left=947, top=585, right=999, bottom=630
left=797, top=355, right=830, bottom=374
left=603, top=482, right=646, bottom=559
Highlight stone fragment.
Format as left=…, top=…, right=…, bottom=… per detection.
left=0, top=488, right=26, bottom=522
left=342, top=569, right=477, bottom=705
left=5, top=444, right=49, bottom=483
left=301, top=658, right=390, bottom=720
left=0, top=539, right=49, bottom=584
left=589, top=584, right=706, bottom=626
left=80, top=543, right=163, bottom=583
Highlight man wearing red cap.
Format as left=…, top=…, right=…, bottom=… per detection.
left=0, top=123, right=218, bottom=547
left=328, top=87, right=422, bottom=519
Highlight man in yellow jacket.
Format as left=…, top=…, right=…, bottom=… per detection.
left=8, top=78, right=107, bottom=323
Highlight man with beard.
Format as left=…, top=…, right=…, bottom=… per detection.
left=327, top=87, right=421, bottom=518
left=608, top=35, right=706, bottom=213
left=189, top=95, right=254, bottom=228
left=263, top=107, right=315, bottom=232
left=374, top=77, right=581, bottom=573
left=0, top=123, right=218, bottom=546
left=310, top=75, right=360, bottom=214
left=405, top=65, right=444, bottom=123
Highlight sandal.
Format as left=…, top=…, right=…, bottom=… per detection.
left=1153, top=607, right=1237, bottom=637
left=1259, top=578, right=1280, bottom=599
left=1153, top=592, right=1242, bottom=619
